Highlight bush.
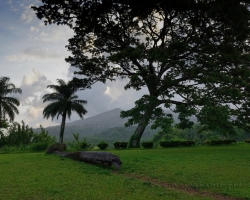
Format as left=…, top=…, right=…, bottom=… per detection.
left=30, top=142, right=49, bottom=152
left=97, top=141, right=109, bottom=150
left=244, top=139, right=250, bottom=143
left=67, top=135, right=91, bottom=150
left=159, top=140, right=195, bottom=148
left=114, top=141, right=128, bottom=149
left=205, top=140, right=236, bottom=145
left=80, top=141, right=91, bottom=149
left=182, top=141, right=195, bottom=146
left=141, top=141, right=154, bottom=148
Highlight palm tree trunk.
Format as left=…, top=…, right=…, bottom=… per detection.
left=59, top=112, right=67, bottom=143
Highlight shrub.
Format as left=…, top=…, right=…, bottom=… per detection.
left=244, top=139, right=250, bottom=143
left=80, top=141, right=91, bottom=149
left=182, top=141, right=195, bottom=146
left=67, top=135, right=91, bottom=150
left=141, top=141, right=154, bottom=148
left=114, top=141, right=128, bottom=149
left=32, top=125, right=56, bottom=144
left=159, top=140, right=195, bottom=148
left=30, top=142, right=49, bottom=151
left=205, top=140, right=236, bottom=145
left=97, top=141, right=109, bottom=150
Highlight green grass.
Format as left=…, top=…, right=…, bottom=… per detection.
left=0, top=144, right=250, bottom=199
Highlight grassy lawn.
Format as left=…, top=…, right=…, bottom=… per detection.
left=0, top=144, right=250, bottom=200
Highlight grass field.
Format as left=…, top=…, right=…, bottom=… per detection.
left=0, top=144, right=250, bottom=200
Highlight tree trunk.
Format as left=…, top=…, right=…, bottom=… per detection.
left=128, top=104, right=155, bottom=148
left=59, top=112, right=67, bottom=143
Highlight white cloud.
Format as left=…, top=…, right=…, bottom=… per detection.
left=15, top=69, right=58, bottom=128
left=38, top=26, right=74, bottom=42
left=20, top=4, right=36, bottom=23
left=5, top=47, right=65, bottom=63
left=30, top=26, right=39, bottom=33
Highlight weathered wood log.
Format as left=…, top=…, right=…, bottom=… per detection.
left=54, top=151, right=122, bottom=170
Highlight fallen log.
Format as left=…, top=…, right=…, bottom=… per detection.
left=54, top=151, right=122, bottom=170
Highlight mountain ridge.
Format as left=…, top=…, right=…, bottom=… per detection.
left=39, top=107, right=196, bottom=141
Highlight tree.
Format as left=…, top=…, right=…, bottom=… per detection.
left=33, top=1, right=250, bottom=147
left=42, top=79, right=87, bottom=143
left=0, top=76, right=22, bottom=127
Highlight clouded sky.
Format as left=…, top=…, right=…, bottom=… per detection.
left=1, top=0, right=148, bottom=128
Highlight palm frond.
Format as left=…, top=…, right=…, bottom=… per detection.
left=1, top=96, right=20, bottom=106
left=1, top=101, right=19, bottom=122
left=0, top=77, right=21, bottom=122
left=42, top=78, right=88, bottom=142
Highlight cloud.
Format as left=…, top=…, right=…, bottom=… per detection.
left=20, top=69, right=52, bottom=105
left=67, top=66, right=147, bottom=119
left=5, top=47, right=65, bottom=63
left=30, top=26, right=39, bottom=33
left=16, top=69, right=59, bottom=128
left=37, top=26, right=74, bottom=43
left=20, top=4, right=36, bottom=23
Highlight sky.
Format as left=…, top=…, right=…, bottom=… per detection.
left=0, top=0, right=148, bottom=128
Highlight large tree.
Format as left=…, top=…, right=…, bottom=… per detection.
left=42, top=79, right=87, bottom=143
left=0, top=77, right=22, bottom=127
left=33, top=1, right=250, bottom=147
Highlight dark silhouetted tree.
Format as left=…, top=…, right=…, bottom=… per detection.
left=42, top=79, right=87, bottom=143
left=0, top=76, right=22, bottom=127
left=33, top=1, right=250, bottom=147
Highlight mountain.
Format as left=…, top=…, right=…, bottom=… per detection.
left=39, top=107, right=197, bottom=142
left=40, top=108, right=129, bottom=140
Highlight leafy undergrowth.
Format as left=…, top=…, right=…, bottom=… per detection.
left=0, top=144, right=250, bottom=200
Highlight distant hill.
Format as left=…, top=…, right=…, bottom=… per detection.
left=39, top=107, right=197, bottom=142
left=39, top=108, right=129, bottom=140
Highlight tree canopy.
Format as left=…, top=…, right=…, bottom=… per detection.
left=33, top=0, right=250, bottom=147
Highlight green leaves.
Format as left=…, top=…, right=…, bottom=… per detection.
left=197, top=105, right=236, bottom=137
left=174, top=104, right=196, bottom=130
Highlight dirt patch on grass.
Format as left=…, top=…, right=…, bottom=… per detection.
left=114, top=172, right=244, bottom=200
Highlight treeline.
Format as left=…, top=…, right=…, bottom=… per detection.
left=0, top=121, right=55, bottom=151
left=152, top=124, right=250, bottom=146
left=1, top=120, right=250, bottom=151
left=66, top=124, right=250, bottom=147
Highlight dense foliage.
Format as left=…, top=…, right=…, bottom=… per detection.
left=204, top=139, right=236, bottom=145
left=114, top=141, right=128, bottom=149
left=245, top=139, right=250, bottom=143
left=160, top=140, right=195, bottom=148
left=0, top=121, right=55, bottom=151
left=97, top=141, right=109, bottom=150
left=141, top=141, right=154, bottom=148
left=152, top=124, right=250, bottom=146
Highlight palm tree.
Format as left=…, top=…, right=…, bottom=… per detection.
left=42, top=79, right=87, bottom=143
left=0, top=77, right=22, bottom=127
